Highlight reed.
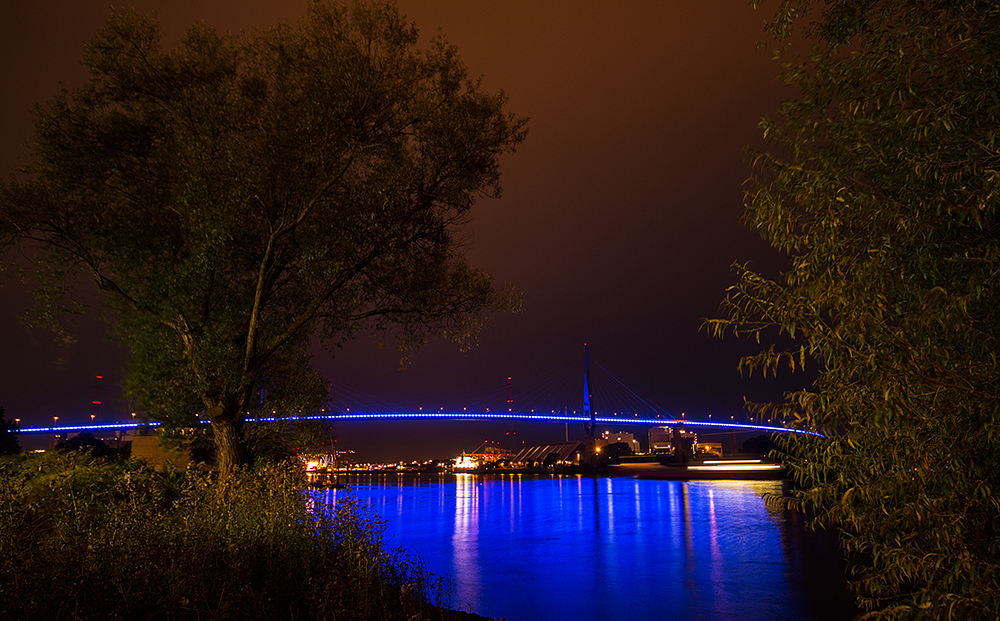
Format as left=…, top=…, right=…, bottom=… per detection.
left=0, top=452, right=450, bottom=620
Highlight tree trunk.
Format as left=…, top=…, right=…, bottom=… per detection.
left=212, top=414, right=246, bottom=479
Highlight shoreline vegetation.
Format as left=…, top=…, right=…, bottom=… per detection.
left=0, top=451, right=494, bottom=621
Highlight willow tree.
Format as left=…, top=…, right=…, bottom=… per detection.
left=0, top=1, right=526, bottom=477
left=711, top=1, right=1000, bottom=618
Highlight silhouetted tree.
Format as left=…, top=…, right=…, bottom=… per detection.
left=740, top=434, right=777, bottom=457
left=56, top=432, right=110, bottom=457
left=0, top=407, right=20, bottom=455
left=1, top=1, right=526, bottom=478
left=245, top=419, right=333, bottom=465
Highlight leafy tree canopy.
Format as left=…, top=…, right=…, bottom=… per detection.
left=0, top=0, right=527, bottom=477
left=711, top=0, right=1000, bottom=618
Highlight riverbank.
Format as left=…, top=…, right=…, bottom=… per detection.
left=0, top=452, right=490, bottom=621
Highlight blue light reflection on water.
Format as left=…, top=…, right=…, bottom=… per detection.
left=313, top=474, right=856, bottom=621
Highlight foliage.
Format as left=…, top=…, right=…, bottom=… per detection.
left=0, top=407, right=19, bottom=455
left=245, top=418, right=335, bottom=465
left=0, top=0, right=527, bottom=477
left=709, top=1, right=1000, bottom=618
left=740, top=434, right=778, bottom=457
left=55, top=431, right=112, bottom=456
left=0, top=452, right=457, bottom=620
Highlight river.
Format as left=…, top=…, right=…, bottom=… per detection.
left=312, top=473, right=858, bottom=621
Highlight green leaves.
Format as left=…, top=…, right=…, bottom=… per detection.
left=718, top=1, right=1000, bottom=618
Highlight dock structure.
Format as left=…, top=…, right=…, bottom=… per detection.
left=510, top=441, right=584, bottom=469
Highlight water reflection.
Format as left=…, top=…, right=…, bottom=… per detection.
left=453, top=474, right=481, bottom=607
left=314, top=475, right=856, bottom=621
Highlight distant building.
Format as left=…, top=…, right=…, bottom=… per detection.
left=454, top=440, right=516, bottom=469
left=648, top=426, right=697, bottom=453
left=454, top=453, right=478, bottom=469
left=697, top=442, right=723, bottom=457
left=599, top=431, right=641, bottom=454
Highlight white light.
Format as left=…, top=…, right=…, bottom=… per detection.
left=687, top=464, right=782, bottom=471
left=454, top=455, right=478, bottom=469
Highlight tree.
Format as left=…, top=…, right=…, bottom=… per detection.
left=739, top=434, right=777, bottom=457
left=0, top=407, right=20, bottom=455
left=245, top=418, right=334, bottom=465
left=56, top=432, right=111, bottom=457
left=710, top=1, right=1000, bottom=618
left=0, top=1, right=527, bottom=478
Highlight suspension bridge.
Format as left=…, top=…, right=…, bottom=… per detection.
left=15, top=345, right=820, bottom=439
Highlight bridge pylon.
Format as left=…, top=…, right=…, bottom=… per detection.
left=582, top=343, right=599, bottom=465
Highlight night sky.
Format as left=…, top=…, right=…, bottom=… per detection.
left=0, top=1, right=805, bottom=461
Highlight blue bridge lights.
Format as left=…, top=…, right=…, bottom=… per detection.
left=14, top=348, right=823, bottom=439
left=324, top=410, right=822, bottom=437
left=16, top=410, right=822, bottom=438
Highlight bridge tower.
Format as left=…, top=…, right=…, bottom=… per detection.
left=582, top=343, right=598, bottom=464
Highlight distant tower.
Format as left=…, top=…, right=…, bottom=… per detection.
left=582, top=344, right=598, bottom=465
left=582, top=344, right=596, bottom=439
left=507, top=376, right=514, bottom=411
left=92, top=375, right=103, bottom=422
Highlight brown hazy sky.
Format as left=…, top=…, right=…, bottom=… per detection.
left=0, top=1, right=804, bottom=461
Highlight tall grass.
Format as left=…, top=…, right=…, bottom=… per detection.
left=0, top=452, right=454, bottom=620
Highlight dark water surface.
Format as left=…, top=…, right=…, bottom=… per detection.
left=313, top=474, right=857, bottom=621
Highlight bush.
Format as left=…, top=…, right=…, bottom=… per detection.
left=0, top=452, right=449, bottom=620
